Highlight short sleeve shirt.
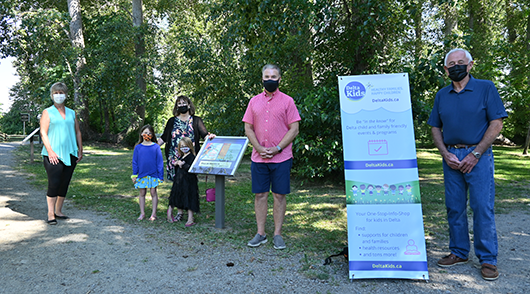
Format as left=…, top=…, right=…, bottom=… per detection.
left=242, top=90, right=301, bottom=163
left=427, top=76, right=507, bottom=145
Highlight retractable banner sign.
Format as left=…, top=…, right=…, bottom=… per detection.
left=338, top=73, right=429, bottom=280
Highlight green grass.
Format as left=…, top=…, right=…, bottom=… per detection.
left=13, top=143, right=530, bottom=279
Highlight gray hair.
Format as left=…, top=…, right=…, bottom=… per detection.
left=262, top=64, right=281, bottom=77
left=50, top=82, right=68, bottom=97
left=444, top=48, right=473, bottom=66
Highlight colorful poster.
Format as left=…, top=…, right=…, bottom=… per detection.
left=189, top=136, right=249, bottom=176
left=338, top=73, right=429, bottom=280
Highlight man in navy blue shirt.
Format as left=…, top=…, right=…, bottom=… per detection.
left=428, top=48, right=507, bottom=281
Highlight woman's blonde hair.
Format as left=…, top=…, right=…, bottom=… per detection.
left=50, top=82, right=68, bottom=98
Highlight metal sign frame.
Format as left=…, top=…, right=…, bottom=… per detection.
left=189, top=136, right=249, bottom=176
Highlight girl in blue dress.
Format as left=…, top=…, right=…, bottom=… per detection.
left=132, top=125, right=164, bottom=221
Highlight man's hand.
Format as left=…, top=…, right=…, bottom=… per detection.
left=256, top=146, right=273, bottom=159
left=458, top=153, right=479, bottom=174
left=265, top=147, right=281, bottom=158
left=442, top=151, right=461, bottom=170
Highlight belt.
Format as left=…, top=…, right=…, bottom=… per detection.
left=446, top=144, right=477, bottom=149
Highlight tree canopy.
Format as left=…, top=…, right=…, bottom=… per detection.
left=1, top=0, right=529, bottom=177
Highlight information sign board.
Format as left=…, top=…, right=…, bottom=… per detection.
left=189, top=136, right=249, bottom=176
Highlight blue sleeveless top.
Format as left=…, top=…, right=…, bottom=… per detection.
left=41, top=105, right=79, bottom=166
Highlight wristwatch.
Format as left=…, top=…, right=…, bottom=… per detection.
left=276, top=145, right=283, bottom=153
left=472, top=151, right=481, bottom=159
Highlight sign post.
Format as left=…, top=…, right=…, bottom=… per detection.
left=338, top=73, right=429, bottom=280
left=214, top=175, right=226, bottom=228
left=22, top=127, right=41, bottom=164
left=20, top=113, right=30, bottom=135
left=189, top=136, right=249, bottom=229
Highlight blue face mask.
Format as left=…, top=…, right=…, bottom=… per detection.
left=53, top=94, right=66, bottom=104
left=180, top=147, right=190, bottom=153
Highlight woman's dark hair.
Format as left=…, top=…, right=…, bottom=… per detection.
left=172, top=95, right=196, bottom=116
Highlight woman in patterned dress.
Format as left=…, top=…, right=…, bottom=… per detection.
left=158, top=96, right=215, bottom=221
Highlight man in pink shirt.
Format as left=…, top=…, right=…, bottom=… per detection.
left=242, top=64, right=301, bottom=250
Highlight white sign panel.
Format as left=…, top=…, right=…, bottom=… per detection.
left=338, top=73, right=429, bottom=280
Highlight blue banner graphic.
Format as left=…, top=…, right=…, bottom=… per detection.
left=339, top=73, right=429, bottom=280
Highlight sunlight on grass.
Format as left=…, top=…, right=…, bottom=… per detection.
left=312, top=217, right=346, bottom=230
left=11, top=142, right=530, bottom=278
left=416, top=151, right=443, bottom=161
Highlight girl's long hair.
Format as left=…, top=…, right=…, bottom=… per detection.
left=136, top=125, right=157, bottom=146
left=177, top=137, right=195, bottom=157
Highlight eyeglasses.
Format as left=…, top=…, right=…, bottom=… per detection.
left=447, top=61, right=468, bottom=67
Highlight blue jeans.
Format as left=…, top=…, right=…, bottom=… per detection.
left=442, top=146, right=497, bottom=265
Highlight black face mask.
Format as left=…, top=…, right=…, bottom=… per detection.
left=263, top=79, right=279, bottom=93
left=448, top=64, right=469, bottom=82
left=178, top=105, right=189, bottom=113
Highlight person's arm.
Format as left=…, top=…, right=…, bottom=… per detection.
left=196, top=116, right=216, bottom=140
left=158, top=118, right=172, bottom=146
left=132, top=146, right=139, bottom=183
left=431, top=126, right=460, bottom=170
left=156, top=145, right=164, bottom=181
left=74, top=116, right=83, bottom=163
left=40, top=109, right=60, bottom=165
left=181, top=154, right=194, bottom=170
left=244, top=122, right=268, bottom=158
left=458, top=118, right=503, bottom=174
left=267, top=121, right=300, bottom=156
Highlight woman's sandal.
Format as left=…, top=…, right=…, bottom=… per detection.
left=175, top=213, right=183, bottom=222
left=137, top=214, right=145, bottom=221
left=148, top=216, right=157, bottom=221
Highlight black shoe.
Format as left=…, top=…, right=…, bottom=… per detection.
left=47, top=219, right=57, bottom=225
left=54, top=214, right=69, bottom=219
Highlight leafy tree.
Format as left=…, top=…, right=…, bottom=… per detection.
left=2, top=0, right=530, bottom=175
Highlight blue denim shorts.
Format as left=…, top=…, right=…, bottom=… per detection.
left=251, top=158, right=292, bottom=195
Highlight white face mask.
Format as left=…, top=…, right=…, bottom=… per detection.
left=53, top=94, right=66, bottom=104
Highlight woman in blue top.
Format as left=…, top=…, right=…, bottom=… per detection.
left=40, top=82, right=83, bottom=225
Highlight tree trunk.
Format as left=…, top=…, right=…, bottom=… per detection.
left=103, top=100, right=110, bottom=140
left=443, top=1, right=458, bottom=42
left=67, top=0, right=90, bottom=137
left=128, top=0, right=146, bottom=135
left=523, top=10, right=530, bottom=155
left=523, top=122, right=530, bottom=155
left=468, top=0, right=493, bottom=79
left=414, top=0, right=423, bottom=59
left=506, top=0, right=517, bottom=43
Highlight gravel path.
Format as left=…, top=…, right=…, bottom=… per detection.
left=1, top=142, right=529, bottom=294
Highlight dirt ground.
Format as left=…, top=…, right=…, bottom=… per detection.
left=1, top=142, right=529, bottom=294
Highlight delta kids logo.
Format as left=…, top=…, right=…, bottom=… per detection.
left=344, top=81, right=366, bottom=101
